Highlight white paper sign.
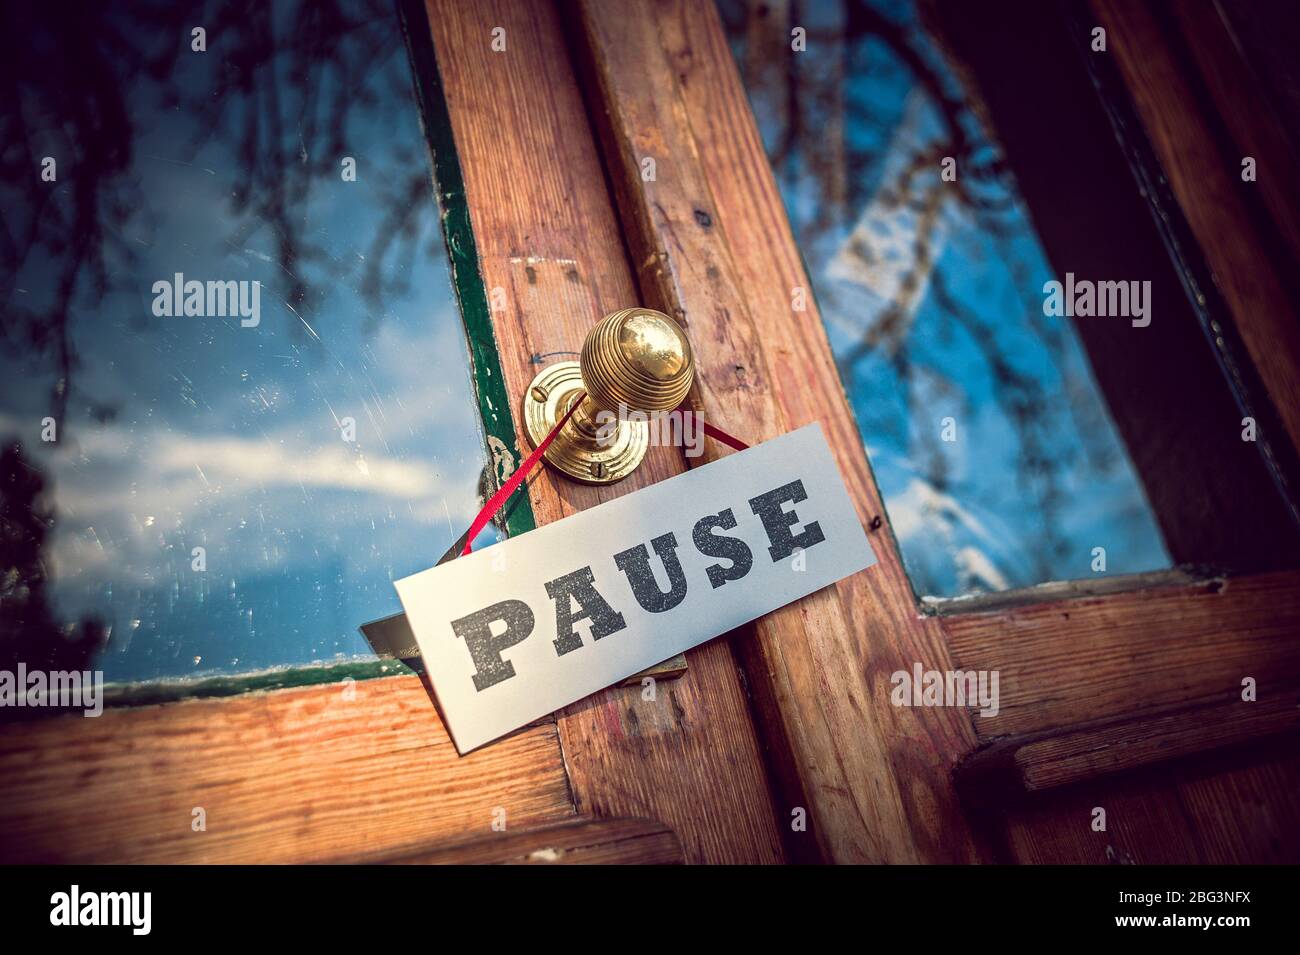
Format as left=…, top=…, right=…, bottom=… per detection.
left=395, top=423, right=876, bottom=752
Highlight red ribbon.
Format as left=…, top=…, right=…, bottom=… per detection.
left=701, top=418, right=749, bottom=453
left=462, top=391, right=585, bottom=555
left=462, top=402, right=749, bottom=556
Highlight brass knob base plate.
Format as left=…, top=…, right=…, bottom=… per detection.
left=522, top=361, right=648, bottom=485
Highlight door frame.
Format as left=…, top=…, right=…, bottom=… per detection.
left=2, top=0, right=1296, bottom=865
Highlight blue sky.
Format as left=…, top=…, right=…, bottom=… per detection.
left=722, top=0, right=1170, bottom=596
left=1, top=3, right=494, bottom=682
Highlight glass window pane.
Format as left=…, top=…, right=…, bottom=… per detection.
left=1, top=2, right=494, bottom=686
left=719, top=0, right=1172, bottom=598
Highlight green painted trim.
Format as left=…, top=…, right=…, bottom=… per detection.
left=0, top=659, right=417, bottom=724
left=99, top=658, right=418, bottom=707
left=398, top=0, right=536, bottom=541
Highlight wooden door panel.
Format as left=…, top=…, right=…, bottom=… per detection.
left=992, top=750, right=1300, bottom=864
left=0, top=676, right=574, bottom=863
left=1091, top=0, right=1300, bottom=456
left=424, top=0, right=785, bottom=864
left=561, top=0, right=1300, bottom=863
left=338, top=816, right=684, bottom=864
left=942, top=570, right=1300, bottom=739
left=961, top=696, right=1299, bottom=797
left=569, top=0, right=981, bottom=863
left=3, top=0, right=1296, bottom=867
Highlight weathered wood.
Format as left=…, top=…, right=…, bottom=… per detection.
left=569, top=0, right=982, bottom=863
left=1092, top=0, right=1300, bottom=458
left=959, top=694, right=1300, bottom=799
left=1013, top=700, right=1300, bottom=793
left=931, top=0, right=1300, bottom=571
left=0, top=676, right=574, bottom=863
left=1171, top=0, right=1300, bottom=274
left=927, top=0, right=1300, bottom=859
left=924, top=569, right=1201, bottom=616
left=359, top=816, right=683, bottom=865
left=424, top=0, right=784, bottom=864
left=943, top=570, right=1300, bottom=739
left=997, top=749, right=1300, bottom=864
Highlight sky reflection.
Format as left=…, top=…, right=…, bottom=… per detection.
left=720, top=0, right=1170, bottom=597
left=0, top=1, right=494, bottom=682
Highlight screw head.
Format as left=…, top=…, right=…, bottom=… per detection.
left=530, top=385, right=548, bottom=402
left=590, top=460, right=606, bottom=479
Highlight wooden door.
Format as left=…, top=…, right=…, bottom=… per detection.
left=2, top=0, right=1297, bottom=865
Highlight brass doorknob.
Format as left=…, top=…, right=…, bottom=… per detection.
left=522, top=307, right=694, bottom=484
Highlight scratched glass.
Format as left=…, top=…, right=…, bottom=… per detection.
left=718, top=0, right=1171, bottom=599
left=0, top=1, right=497, bottom=687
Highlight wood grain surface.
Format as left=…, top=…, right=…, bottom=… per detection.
left=569, top=0, right=983, bottom=863
left=1092, top=0, right=1300, bottom=457
left=0, top=675, right=574, bottom=863
left=944, top=570, right=1300, bottom=738
left=424, top=0, right=785, bottom=864
left=1014, top=696, right=1298, bottom=793
left=363, top=816, right=683, bottom=864
left=997, top=749, right=1300, bottom=864
left=4, top=0, right=1295, bottom=868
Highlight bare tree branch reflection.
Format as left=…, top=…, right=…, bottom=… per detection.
left=0, top=0, right=429, bottom=425
left=0, top=443, right=106, bottom=679
left=0, top=0, right=437, bottom=670
left=723, top=0, right=1082, bottom=590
